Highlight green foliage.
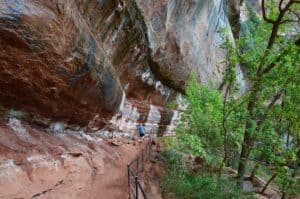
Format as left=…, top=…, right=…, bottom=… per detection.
left=163, top=1, right=300, bottom=197
left=240, top=1, right=260, bottom=50
left=161, top=149, right=244, bottom=199
left=162, top=136, right=177, bottom=148
left=173, top=71, right=246, bottom=167
left=176, top=74, right=224, bottom=164
left=276, top=167, right=300, bottom=197
left=227, top=0, right=300, bottom=193
left=177, top=134, right=210, bottom=161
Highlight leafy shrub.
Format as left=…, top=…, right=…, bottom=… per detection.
left=176, top=74, right=224, bottom=165
left=162, top=149, right=243, bottom=199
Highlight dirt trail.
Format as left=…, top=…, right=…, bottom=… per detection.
left=0, top=118, right=148, bottom=199
left=135, top=141, right=163, bottom=199
left=142, top=160, right=163, bottom=199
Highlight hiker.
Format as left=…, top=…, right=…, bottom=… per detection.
left=137, top=124, right=145, bottom=139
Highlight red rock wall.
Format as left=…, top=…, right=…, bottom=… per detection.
left=0, top=0, right=175, bottom=127
left=0, top=0, right=125, bottom=126
left=0, top=0, right=235, bottom=131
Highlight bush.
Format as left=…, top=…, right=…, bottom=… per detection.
left=162, top=149, right=243, bottom=199
left=176, top=74, right=224, bottom=165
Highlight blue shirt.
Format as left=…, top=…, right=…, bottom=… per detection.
left=138, top=125, right=145, bottom=135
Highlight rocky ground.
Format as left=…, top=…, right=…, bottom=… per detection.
left=0, top=118, right=151, bottom=199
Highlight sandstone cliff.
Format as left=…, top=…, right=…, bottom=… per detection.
left=0, top=0, right=241, bottom=198
left=0, top=0, right=234, bottom=131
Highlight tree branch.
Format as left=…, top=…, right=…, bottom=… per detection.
left=279, top=0, right=284, bottom=11
left=262, top=0, right=276, bottom=24
left=281, top=8, right=300, bottom=24
left=262, top=49, right=287, bottom=74
left=263, top=38, right=299, bottom=74
left=290, top=9, right=300, bottom=18
left=255, top=91, right=283, bottom=131
left=267, top=92, right=282, bottom=110
left=257, top=75, right=293, bottom=128
left=280, top=19, right=299, bottom=24
left=258, top=0, right=299, bottom=75
left=224, top=96, right=249, bottom=119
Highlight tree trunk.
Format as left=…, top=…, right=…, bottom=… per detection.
left=281, top=192, right=287, bottom=199
left=261, top=173, right=277, bottom=194
left=237, top=82, right=259, bottom=187
left=237, top=130, right=252, bottom=187
left=219, top=84, right=231, bottom=176
left=235, top=0, right=293, bottom=188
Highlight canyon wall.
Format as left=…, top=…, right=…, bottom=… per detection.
left=0, top=0, right=242, bottom=198
left=0, top=0, right=234, bottom=135
left=136, top=0, right=231, bottom=90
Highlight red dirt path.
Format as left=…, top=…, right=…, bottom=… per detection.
left=0, top=118, right=147, bottom=199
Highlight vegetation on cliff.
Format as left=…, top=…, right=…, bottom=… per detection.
left=162, top=0, right=300, bottom=198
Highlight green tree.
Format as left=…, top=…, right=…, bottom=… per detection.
left=176, top=74, right=223, bottom=164
left=234, top=0, right=300, bottom=188
left=167, top=1, right=300, bottom=197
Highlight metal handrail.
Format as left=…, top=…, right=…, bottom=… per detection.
left=137, top=180, right=147, bottom=198
left=130, top=170, right=135, bottom=176
left=129, top=158, right=138, bottom=166
left=127, top=139, right=152, bottom=199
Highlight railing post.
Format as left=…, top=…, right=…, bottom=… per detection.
left=135, top=176, right=139, bottom=199
left=128, top=139, right=153, bottom=198
left=136, top=156, right=139, bottom=173
left=127, top=164, right=131, bottom=199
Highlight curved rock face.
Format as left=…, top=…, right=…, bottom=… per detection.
left=0, top=0, right=124, bottom=126
left=136, top=0, right=231, bottom=90
left=0, top=0, right=232, bottom=130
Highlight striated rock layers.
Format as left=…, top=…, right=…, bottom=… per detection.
left=0, top=0, right=236, bottom=198
left=0, top=0, right=232, bottom=133
left=0, top=0, right=123, bottom=126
